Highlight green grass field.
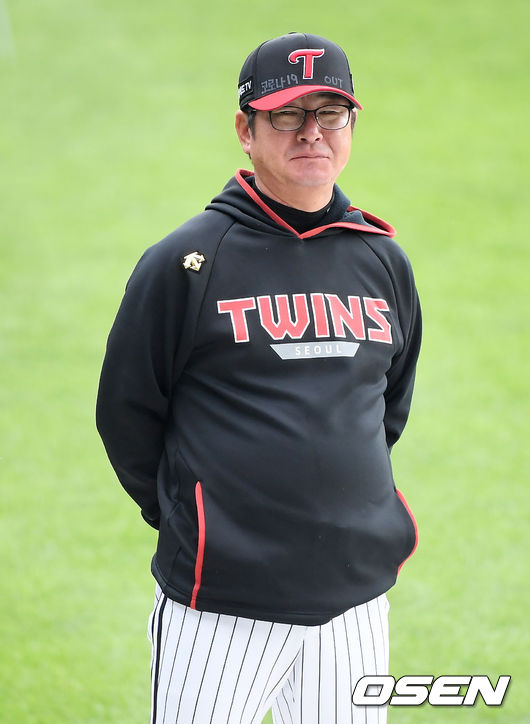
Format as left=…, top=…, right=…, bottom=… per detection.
left=1, top=0, right=528, bottom=721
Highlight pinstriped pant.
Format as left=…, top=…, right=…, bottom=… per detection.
left=149, top=585, right=389, bottom=724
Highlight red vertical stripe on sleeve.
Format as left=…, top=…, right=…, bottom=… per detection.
left=396, top=489, right=418, bottom=573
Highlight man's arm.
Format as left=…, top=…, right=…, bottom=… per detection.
left=96, top=242, right=185, bottom=528
left=383, top=265, right=422, bottom=451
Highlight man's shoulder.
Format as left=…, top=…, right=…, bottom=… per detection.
left=122, top=209, right=235, bottom=292
left=145, top=208, right=234, bottom=263
left=357, top=226, right=413, bottom=264
left=354, top=228, right=417, bottom=291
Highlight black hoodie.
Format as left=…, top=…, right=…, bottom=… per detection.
left=96, top=170, right=421, bottom=625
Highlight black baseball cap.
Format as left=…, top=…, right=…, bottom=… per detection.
left=238, top=32, right=362, bottom=111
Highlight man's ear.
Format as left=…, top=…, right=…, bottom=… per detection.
left=235, top=110, right=252, bottom=155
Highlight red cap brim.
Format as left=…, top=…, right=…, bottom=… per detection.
left=249, top=85, right=363, bottom=111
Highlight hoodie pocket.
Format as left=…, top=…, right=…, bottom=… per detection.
left=155, top=450, right=206, bottom=597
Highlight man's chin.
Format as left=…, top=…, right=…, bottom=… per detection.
left=289, top=174, right=334, bottom=188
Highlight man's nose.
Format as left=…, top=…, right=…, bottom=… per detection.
left=297, top=111, right=323, bottom=142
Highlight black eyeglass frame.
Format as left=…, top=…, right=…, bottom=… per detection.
left=267, top=104, right=354, bottom=132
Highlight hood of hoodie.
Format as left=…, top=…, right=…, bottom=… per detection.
left=205, top=169, right=396, bottom=240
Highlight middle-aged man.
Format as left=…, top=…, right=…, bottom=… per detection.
left=97, top=31, right=422, bottom=724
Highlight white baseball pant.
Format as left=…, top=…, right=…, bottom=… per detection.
left=148, top=585, right=389, bottom=724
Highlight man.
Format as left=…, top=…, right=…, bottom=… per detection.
left=97, top=32, right=421, bottom=724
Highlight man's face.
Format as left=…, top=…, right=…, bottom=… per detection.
left=235, top=92, right=355, bottom=206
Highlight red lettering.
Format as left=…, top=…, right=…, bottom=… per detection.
left=217, top=293, right=392, bottom=346
left=217, top=297, right=256, bottom=343
left=310, top=293, right=329, bottom=337
left=325, top=294, right=366, bottom=339
left=364, top=298, right=392, bottom=344
left=288, top=49, right=325, bottom=79
left=257, top=294, right=310, bottom=341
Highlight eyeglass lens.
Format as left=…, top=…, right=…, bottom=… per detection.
left=269, top=105, right=351, bottom=131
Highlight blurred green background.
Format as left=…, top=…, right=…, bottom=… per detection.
left=1, top=0, right=528, bottom=721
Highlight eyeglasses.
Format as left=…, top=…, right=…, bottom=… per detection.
left=268, top=104, right=353, bottom=131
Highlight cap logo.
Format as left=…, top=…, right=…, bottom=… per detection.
left=238, top=77, right=253, bottom=100
left=288, top=48, right=325, bottom=80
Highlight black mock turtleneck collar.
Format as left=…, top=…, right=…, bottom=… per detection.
left=248, top=176, right=345, bottom=234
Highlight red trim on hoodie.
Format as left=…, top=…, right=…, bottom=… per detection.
left=236, top=171, right=300, bottom=236
left=235, top=169, right=396, bottom=238
left=396, top=489, right=418, bottom=573
left=190, top=481, right=206, bottom=609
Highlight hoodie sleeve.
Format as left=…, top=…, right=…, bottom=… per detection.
left=383, top=255, right=422, bottom=451
left=96, top=241, right=187, bottom=528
